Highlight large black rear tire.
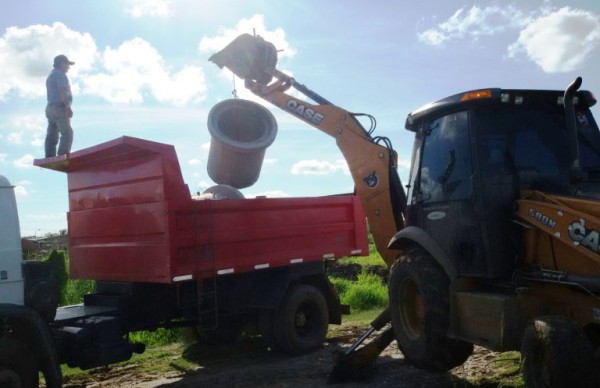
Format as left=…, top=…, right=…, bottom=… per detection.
left=0, top=338, right=39, bottom=388
left=521, top=315, right=599, bottom=388
left=389, top=247, right=473, bottom=371
left=271, top=284, right=329, bottom=355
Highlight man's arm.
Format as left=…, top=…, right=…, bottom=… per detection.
left=59, top=88, right=73, bottom=118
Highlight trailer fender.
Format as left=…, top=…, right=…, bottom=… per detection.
left=0, top=303, right=62, bottom=388
left=388, top=226, right=457, bottom=280
left=251, top=267, right=291, bottom=310
left=294, top=269, right=343, bottom=325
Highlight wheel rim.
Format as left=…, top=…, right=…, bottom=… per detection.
left=399, top=278, right=425, bottom=340
left=295, top=301, right=317, bottom=338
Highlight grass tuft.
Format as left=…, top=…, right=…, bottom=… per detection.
left=330, top=272, right=388, bottom=311
left=129, top=328, right=185, bottom=348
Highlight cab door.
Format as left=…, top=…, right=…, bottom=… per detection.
left=406, top=111, right=486, bottom=276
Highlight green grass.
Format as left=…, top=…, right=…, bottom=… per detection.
left=129, top=328, right=185, bottom=347
left=337, top=253, right=386, bottom=267
left=461, top=351, right=523, bottom=387
left=330, top=272, right=388, bottom=311
left=337, top=233, right=387, bottom=267
left=61, top=278, right=95, bottom=305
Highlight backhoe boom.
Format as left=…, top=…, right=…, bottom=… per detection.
left=210, top=35, right=405, bottom=266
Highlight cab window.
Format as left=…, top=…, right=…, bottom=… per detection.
left=418, top=111, right=472, bottom=203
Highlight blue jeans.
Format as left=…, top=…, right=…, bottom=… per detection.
left=45, top=105, right=73, bottom=157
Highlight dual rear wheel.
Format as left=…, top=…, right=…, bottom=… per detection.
left=260, top=284, right=329, bottom=355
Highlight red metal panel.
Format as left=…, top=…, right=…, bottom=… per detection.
left=172, top=196, right=368, bottom=279
left=69, top=178, right=165, bottom=211
left=34, top=136, right=369, bottom=284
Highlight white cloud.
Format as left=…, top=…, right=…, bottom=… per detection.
left=291, top=159, right=349, bottom=176
left=0, top=22, right=97, bottom=100
left=13, top=154, right=34, bottom=168
left=14, top=185, right=28, bottom=197
left=507, top=7, right=600, bottom=73
left=7, top=133, right=23, bottom=144
left=126, top=0, right=172, bottom=18
left=4, top=114, right=46, bottom=146
left=264, top=158, right=278, bottom=165
left=419, top=5, right=600, bottom=73
left=200, top=15, right=295, bottom=59
left=187, top=158, right=201, bottom=165
left=83, top=38, right=206, bottom=105
left=151, top=66, right=206, bottom=105
left=418, top=5, right=530, bottom=46
left=0, top=154, right=6, bottom=163
left=0, top=23, right=205, bottom=105
left=397, top=159, right=411, bottom=170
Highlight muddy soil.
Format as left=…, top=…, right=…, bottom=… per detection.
left=60, top=323, right=506, bottom=388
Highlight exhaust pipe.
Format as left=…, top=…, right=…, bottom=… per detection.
left=564, top=76, right=582, bottom=181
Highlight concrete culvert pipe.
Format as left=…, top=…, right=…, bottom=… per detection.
left=202, top=184, right=245, bottom=200
left=207, top=99, right=277, bottom=189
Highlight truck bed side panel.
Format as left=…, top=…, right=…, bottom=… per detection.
left=34, top=136, right=368, bottom=283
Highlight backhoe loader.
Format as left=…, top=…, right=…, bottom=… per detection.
left=210, top=34, right=600, bottom=387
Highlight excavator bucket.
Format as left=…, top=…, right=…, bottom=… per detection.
left=328, top=308, right=394, bottom=383
left=209, top=33, right=277, bottom=85
left=329, top=326, right=395, bottom=383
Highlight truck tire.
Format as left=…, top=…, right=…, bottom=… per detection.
left=0, top=338, right=39, bottom=388
left=521, top=316, right=599, bottom=388
left=389, top=247, right=473, bottom=371
left=271, top=284, right=329, bottom=355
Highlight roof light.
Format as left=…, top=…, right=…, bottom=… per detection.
left=460, top=89, right=492, bottom=102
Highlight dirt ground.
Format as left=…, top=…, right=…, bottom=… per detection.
left=59, top=323, right=511, bottom=388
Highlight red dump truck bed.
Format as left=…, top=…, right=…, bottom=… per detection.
left=34, top=136, right=368, bottom=284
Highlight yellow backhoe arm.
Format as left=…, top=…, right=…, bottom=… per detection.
left=246, top=69, right=402, bottom=266
left=210, top=34, right=405, bottom=267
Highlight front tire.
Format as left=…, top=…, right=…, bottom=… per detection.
left=389, top=247, right=473, bottom=371
left=0, top=338, right=39, bottom=388
left=521, top=316, right=599, bottom=388
left=272, top=284, right=329, bottom=355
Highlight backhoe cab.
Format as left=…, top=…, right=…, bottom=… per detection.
left=211, top=33, right=600, bottom=387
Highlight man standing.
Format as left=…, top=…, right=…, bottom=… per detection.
left=45, top=54, right=74, bottom=158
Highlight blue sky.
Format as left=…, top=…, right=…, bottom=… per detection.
left=1, top=0, right=599, bottom=236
